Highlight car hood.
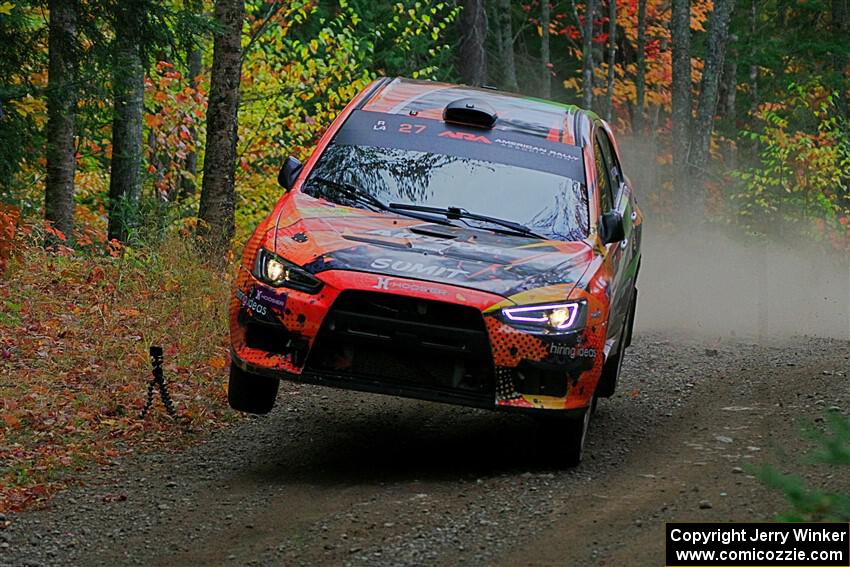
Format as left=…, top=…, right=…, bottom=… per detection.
left=268, top=194, right=595, bottom=301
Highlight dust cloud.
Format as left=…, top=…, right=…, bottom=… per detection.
left=635, top=228, right=849, bottom=340
left=615, top=137, right=849, bottom=341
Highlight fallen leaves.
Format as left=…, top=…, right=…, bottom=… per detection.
left=0, top=234, right=237, bottom=513
left=3, top=413, right=21, bottom=429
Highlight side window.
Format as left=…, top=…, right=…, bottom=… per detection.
left=594, top=139, right=614, bottom=212
left=597, top=130, right=624, bottom=190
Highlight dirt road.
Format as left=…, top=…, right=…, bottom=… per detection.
left=1, top=331, right=848, bottom=566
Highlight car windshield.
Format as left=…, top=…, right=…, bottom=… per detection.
left=303, top=143, right=589, bottom=241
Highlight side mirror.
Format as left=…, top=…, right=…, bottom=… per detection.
left=600, top=211, right=625, bottom=245
left=278, top=156, right=303, bottom=190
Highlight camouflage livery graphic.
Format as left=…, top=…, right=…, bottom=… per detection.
left=230, top=77, right=642, bottom=416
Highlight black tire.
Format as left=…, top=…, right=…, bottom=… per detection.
left=228, top=363, right=279, bottom=414
left=539, top=405, right=592, bottom=468
left=596, top=289, right=636, bottom=398
left=561, top=405, right=592, bottom=466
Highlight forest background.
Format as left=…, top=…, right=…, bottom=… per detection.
left=0, top=0, right=847, bottom=513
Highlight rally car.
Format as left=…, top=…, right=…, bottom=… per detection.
left=229, top=77, right=642, bottom=464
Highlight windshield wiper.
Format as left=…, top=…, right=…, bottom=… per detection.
left=309, top=176, right=390, bottom=212
left=388, top=204, right=545, bottom=239
left=308, top=177, right=454, bottom=226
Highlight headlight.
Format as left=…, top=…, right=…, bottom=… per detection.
left=253, top=248, right=322, bottom=293
left=501, top=302, right=585, bottom=332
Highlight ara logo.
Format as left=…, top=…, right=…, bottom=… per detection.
left=371, top=258, right=469, bottom=279
left=438, top=131, right=492, bottom=144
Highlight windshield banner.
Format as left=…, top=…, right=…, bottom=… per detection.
left=331, top=110, right=585, bottom=180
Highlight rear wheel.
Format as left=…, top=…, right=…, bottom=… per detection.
left=228, top=363, right=279, bottom=414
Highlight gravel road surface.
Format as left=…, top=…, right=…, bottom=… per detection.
left=1, top=331, right=848, bottom=567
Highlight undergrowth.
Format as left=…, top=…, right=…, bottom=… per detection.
left=759, top=412, right=850, bottom=521
left=0, top=214, right=237, bottom=512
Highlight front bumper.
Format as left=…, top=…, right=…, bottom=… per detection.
left=229, top=268, right=607, bottom=412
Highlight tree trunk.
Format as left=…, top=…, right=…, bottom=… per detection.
left=45, top=0, right=78, bottom=240
left=833, top=0, right=848, bottom=117
left=721, top=36, right=737, bottom=169
left=634, top=0, right=647, bottom=134
left=492, top=0, right=503, bottom=82
left=541, top=0, right=551, bottom=98
left=499, top=0, right=518, bottom=91
left=198, top=0, right=244, bottom=257
left=747, top=0, right=758, bottom=159
left=107, top=0, right=147, bottom=242
left=179, top=43, right=203, bottom=199
left=148, top=126, right=165, bottom=201
left=459, top=0, right=488, bottom=86
left=604, top=0, right=616, bottom=121
left=670, top=0, right=691, bottom=201
left=689, top=0, right=735, bottom=183
left=582, top=0, right=595, bottom=109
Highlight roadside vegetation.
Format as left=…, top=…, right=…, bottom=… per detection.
left=761, top=412, right=850, bottom=522
left=1, top=216, right=233, bottom=511
left=0, top=0, right=847, bottom=512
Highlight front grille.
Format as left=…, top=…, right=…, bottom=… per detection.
left=306, top=291, right=494, bottom=396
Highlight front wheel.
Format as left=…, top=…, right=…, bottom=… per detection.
left=228, top=363, right=279, bottom=414
left=539, top=404, right=593, bottom=468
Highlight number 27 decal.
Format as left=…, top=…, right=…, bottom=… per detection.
left=399, top=123, right=426, bottom=134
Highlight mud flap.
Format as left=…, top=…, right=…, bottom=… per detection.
left=625, top=287, right=637, bottom=349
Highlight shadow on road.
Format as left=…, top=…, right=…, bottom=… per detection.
left=237, top=395, right=586, bottom=485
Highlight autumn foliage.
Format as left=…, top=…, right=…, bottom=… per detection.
left=0, top=0, right=847, bottom=513
left=0, top=219, right=233, bottom=512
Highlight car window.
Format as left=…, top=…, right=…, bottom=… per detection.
left=593, top=138, right=614, bottom=212
left=597, top=129, right=624, bottom=190
left=305, top=143, right=590, bottom=242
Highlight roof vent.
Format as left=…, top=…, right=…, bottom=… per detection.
left=443, top=98, right=497, bottom=129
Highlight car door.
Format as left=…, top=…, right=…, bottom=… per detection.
left=594, top=126, right=635, bottom=347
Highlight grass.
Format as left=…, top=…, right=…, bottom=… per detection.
left=0, top=221, right=240, bottom=513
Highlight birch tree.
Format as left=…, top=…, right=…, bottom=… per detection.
left=107, top=0, right=148, bottom=242
left=45, top=0, right=78, bottom=239
left=541, top=0, right=551, bottom=98
left=582, top=0, right=595, bottom=109
left=197, top=0, right=245, bottom=256
left=459, top=0, right=488, bottom=86
left=499, top=0, right=518, bottom=91
left=604, top=0, right=616, bottom=121
left=633, top=0, right=647, bottom=133
left=670, top=0, right=691, bottom=197
left=689, top=0, right=735, bottom=181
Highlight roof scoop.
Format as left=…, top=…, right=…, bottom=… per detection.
left=443, top=98, right=497, bottom=129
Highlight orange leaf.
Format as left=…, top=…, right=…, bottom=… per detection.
left=144, top=114, right=164, bottom=128
left=3, top=414, right=22, bottom=429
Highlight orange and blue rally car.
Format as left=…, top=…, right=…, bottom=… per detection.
left=229, top=77, right=642, bottom=465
